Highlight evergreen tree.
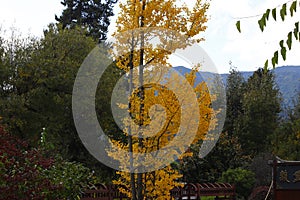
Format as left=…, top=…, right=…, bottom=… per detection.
left=240, top=68, right=281, bottom=157
left=55, top=0, right=118, bottom=41
left=272, top=94, right=300, bottom=160
left=180, top=132, right=249, bottom=183
left=224, top=68, right=246, bottom=135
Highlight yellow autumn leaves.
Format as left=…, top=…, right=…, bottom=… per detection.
left=106, top=0, right=212, bottom=199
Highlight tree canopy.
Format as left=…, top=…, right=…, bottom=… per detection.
left=0, top=25, right=120, bottom=182
left=55, top=0, right=118, bottom=41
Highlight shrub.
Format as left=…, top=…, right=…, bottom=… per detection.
left=219, top=167, right=256, bottom=200
left=0, top=125, right=97, bottom=199
left=0, top=125, right=60, bottom=199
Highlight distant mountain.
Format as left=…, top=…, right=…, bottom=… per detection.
left=174, top=65, right=300, bottom=111
left=271, top=66, right=300, bottom=109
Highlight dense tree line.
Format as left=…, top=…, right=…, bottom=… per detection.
left=0, top=25, right=125, bottom=183
left=0, top=0, right=120, bottom=183
left=179, top=66, right=300, bottom=199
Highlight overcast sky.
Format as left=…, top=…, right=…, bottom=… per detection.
left=0, top=0, right=299, bottom=73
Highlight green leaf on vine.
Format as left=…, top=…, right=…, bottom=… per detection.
left=264, top=60, right=269, bottom=70
left=287, top=32, right=293, bottom=50
left=290, top=1, right=297, bottom=17
left=280, top=3, right=287, bottom=21
left=272, top=8, right=277, bottom=21
left=294, top=22, right=299, bottom=40
left=266, top=9, right=270, bottom=20
left=272, top=51, right=279, bottom=67
left=281, top=46, right=287, bottom=61
left=258, top=17, right=266, bottom=32
left=236, top=21, right=241, bottom=33
left=279, top=40, right=284, bottom=48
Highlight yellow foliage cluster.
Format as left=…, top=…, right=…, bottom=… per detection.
left=113, top=165, right=182, bottom=199
left=115, top=0, right=208, bottom=37
left=108, top=0, right=211, bottom=199
left=113, top=0, right=209, bottom=73
left=108, top=68, right=214, bottom=199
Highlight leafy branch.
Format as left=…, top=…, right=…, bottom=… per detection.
left=236, top=0, right=300, bottom=69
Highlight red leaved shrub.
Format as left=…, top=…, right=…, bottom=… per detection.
left=0, top=125, right=62, bottom=199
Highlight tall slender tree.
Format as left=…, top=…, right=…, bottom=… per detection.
left=110, top=0, right=210, bottom=199
left=224, top=68, right=246, bottom=135
left=240, top=68, right=281, bottom=157
left=109, top=69, right=213, bottom=199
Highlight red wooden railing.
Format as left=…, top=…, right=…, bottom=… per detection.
left=81, top=182, right=235, bottom=200
left=81, top=184, right=129, bottom=200
left=170, top=183, right=235, bottom=200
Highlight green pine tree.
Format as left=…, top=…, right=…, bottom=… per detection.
left=55, top=0, right=118, bottom=41
left=240, top=68, right=281, bottom=157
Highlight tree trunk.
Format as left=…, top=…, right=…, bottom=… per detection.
left=128, top=34, right=137, bottom=200
left=137, top=1, right=146, bottom=199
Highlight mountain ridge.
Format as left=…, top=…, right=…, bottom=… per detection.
left=173, top=65, right=300, bottom=110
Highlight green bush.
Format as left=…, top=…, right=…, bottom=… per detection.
left=41, top=159, right=98, bottom=199
left=39, top=128, right=99, bottom=199
left=219, top=168, right=255, bottom=200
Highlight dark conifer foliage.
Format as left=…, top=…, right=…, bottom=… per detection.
left=55, top=0, right=118, bottom=41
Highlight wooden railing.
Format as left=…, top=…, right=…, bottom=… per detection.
left=170, top=183, right=235, bottom=200
left=81, top=184, right=129, bottom=200
left=81, top=183, right=235, bottom=200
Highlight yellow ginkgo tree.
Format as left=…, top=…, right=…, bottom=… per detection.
left=109, top=69, right=214, bottom=199
left=108, top=0, right=212, bottom=199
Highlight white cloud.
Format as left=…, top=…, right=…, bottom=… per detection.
left=0, top=0, right=63, bottom=38
left=201, top=0, right=300, bottom=73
